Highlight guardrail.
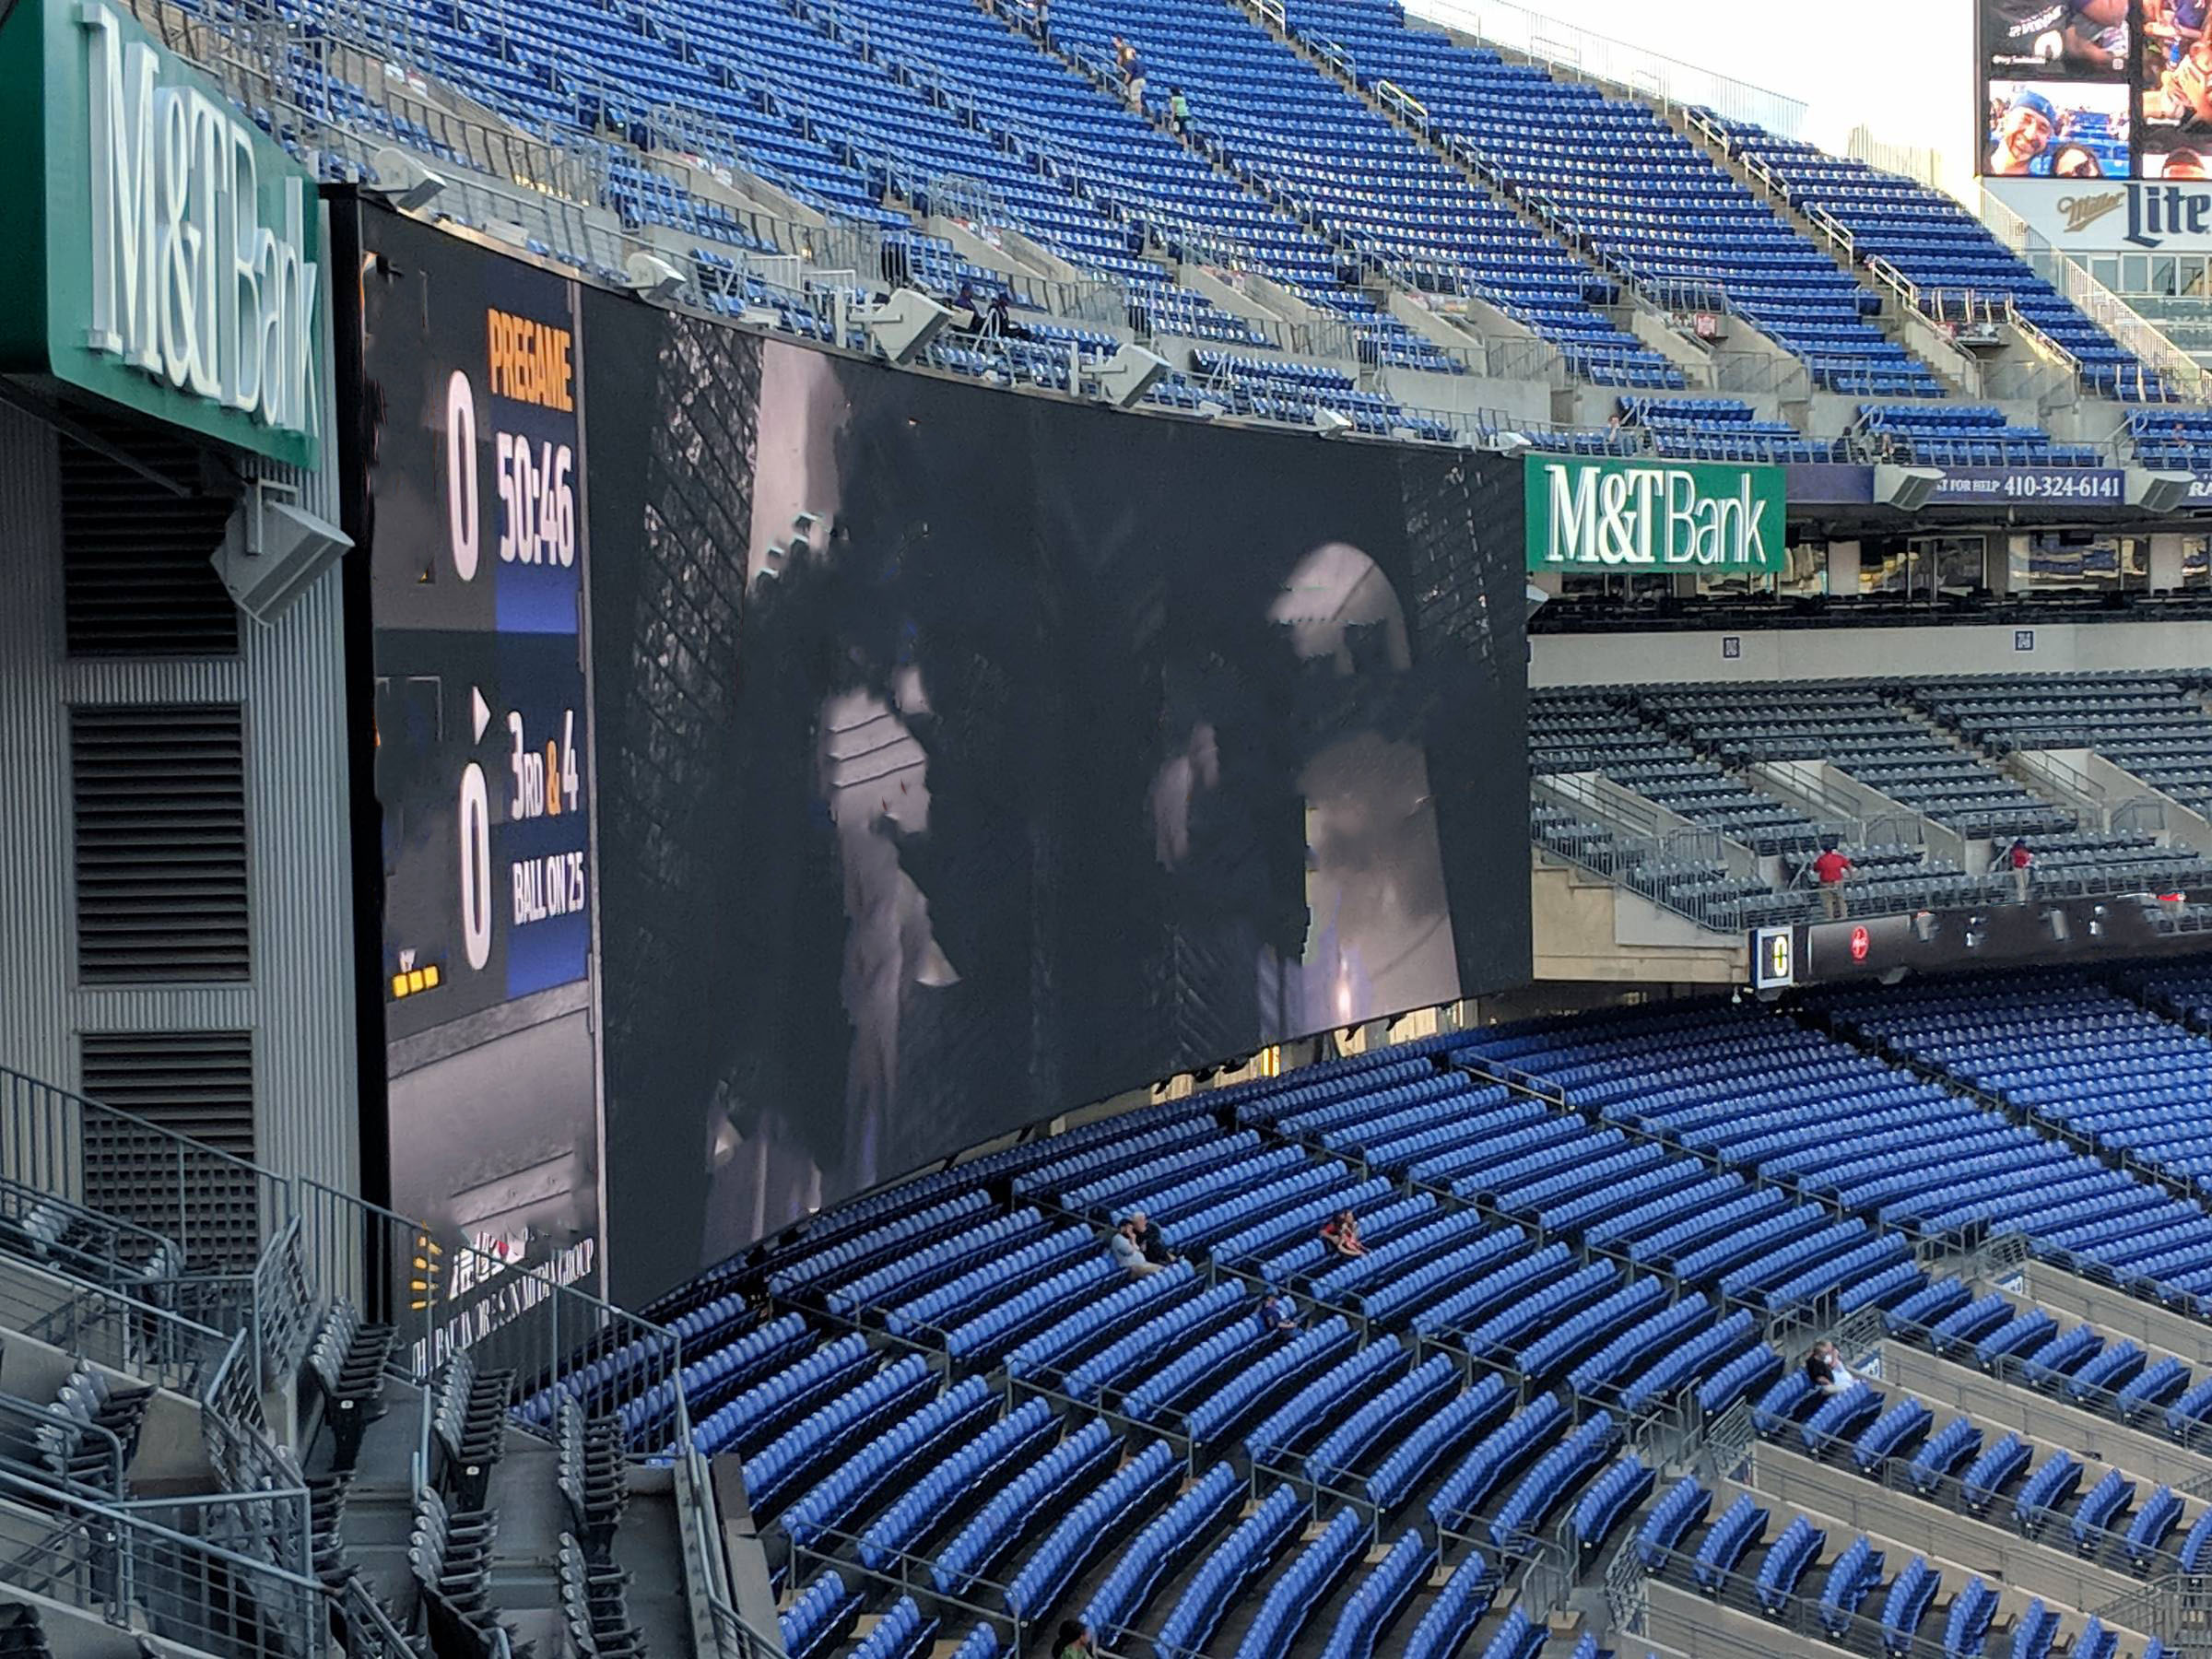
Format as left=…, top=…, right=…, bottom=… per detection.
left=0, top=1067, right=288, bottom=1273
left=0, top=1391, right=128, bottom=1500
left=1613, top=1529, right=1991, bottom=1659
left=1979, top=189, right=2208, bottom=402
left=0, top=1465, right=324, bottom=1659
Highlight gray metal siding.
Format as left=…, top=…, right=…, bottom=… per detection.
left=0, top=404, right=76, bottom=1088
left=0, top=287, right=361, bottom=1203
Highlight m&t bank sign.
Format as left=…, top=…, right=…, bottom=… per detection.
left=0, top=0, right=323, bottom=466
left=1524, top=455, right=1785, bottom=572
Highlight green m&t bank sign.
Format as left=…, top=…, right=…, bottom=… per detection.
left=1524, top=454, right=1784, bottom=572
left=0, top=0, right=324, bottom=467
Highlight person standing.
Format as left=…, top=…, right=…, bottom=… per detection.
left=1811, top=841, right=1853, bottom=921
left=1122, top=41, right=1147, bottom=110
left=2007, top=836, right=2034, bottom=903
left=1168, top=86, right=1191, bottom=136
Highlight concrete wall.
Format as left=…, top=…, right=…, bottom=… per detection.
left=1533, top=620, right=2212, bottom=687
left=1530, top=856, right=1747, bottom=984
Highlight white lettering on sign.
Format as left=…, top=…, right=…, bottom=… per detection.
left=78, top=2, right=318, bottom=440
left=1538, top=462, right=1771, bottom=570
left=511, top=850, right=587, bottom=926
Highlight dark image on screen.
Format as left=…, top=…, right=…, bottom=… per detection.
left=582, top=297, right=1527, bottom=1305
left=1983, top=0, right=2129, bottom=78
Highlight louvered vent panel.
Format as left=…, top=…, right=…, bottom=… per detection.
left=80, top=1030, right=259, bottom=1269
left=59, top=431, right=239, bottom=656
left=71, top=705, right=251, bottom=982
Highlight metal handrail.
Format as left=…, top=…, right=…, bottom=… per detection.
left=0, top=1463, right=324, bottom=1657
left=0, top=1391, right=129, bottom=1500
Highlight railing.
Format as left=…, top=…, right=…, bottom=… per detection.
left=339, top=1573, right=425, bottom=1659
left=0, top=1066, right=288, bottom=1273
left=0, top=1173, right=182, bottom=1288
left=708, top=1597, right=794, bottom=1659
left=1375, top=77, right=1430, bottom=138
left=1711, top=351, right=1810, bottom=399
left=6, top=1277, right=235, bottom=1399
left=1806, top=205, right=1855, bottom=261
left=1980, top=189, right=2209, bottom=402
left=0, top=1391, right=129, bottom=1499
left=1613, top=1530, right=1984, bottom=1659
left=0, top=1465, right=324, bottom=1659
left=2094, top=1572, right=2212, bottom=1642
left=1405, top=0, right=1808, bottom=135
left=292, top=1178, right=693, bottom=1456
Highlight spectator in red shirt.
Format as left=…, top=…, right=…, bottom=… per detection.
left=2008, top=837, right=2034, bottom=903
left=1811, top=841, right=1853, bottom=921
left=1321, top=1208, right=1367, bottom=1257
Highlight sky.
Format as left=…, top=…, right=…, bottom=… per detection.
left=1408, top=0, right=1979, bottom=200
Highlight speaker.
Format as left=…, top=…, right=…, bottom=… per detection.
left=623, top=253, right=687, bottom=301
left=367, top=147, right=448, bottom=212
left=1093, top=343, right=1171, bottom=408
left=2126, top=468, right=2194, bottom=513
left=864, top=288, right=953, bottom=366
left=1874, top=465, right=1944, bottom=512
left=211, top=480, right=353, bottom=624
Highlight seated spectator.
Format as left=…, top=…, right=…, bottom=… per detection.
left=1130, top=1208, right=1177, bottom=1265
left=1802, top=1340, right=1857, bottom=1396
left=951, top=280, right=982, bottom=334
left=1256, top=1290, right=1300, bottom=1337
left=985, top=288, right=1014, bottom=340
left=1320, top=1208, right=1367, bottom=1257
left=1053, top=1619, right=1091, bottom=1659
left=1110, top=1218, right=1164, bottom=1277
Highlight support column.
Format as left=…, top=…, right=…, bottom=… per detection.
left=1826, top=539, right=1861, bottom=596
left=2150, top=533, right=2187, bottom=592
left=1992, top=534, right=2032, bottom=594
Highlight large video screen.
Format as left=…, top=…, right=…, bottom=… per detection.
left=579, top=299, right=1530, bottom=1304
left=350, top=207, right=1529, bottom=1310
left=1977, top=0, right=2212, bottom=177
left=359, top=212, right=604, bottom=1306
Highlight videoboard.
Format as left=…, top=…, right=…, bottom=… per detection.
left=1978, top=0, right=2212, bottom=177
left=347, top=203, right=1532, bottom=1310
left=356, top=209, right=603, bottom=1309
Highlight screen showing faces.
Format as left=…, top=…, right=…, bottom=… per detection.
left=1980, top=0, right=2212, bottom=176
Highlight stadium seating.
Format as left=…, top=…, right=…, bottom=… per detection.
left=1535, top=677, right=2212, bottom=925
left=1716, top=122, right=2169, bottom=399
left=1047, top=0, right=1682, bottom=384
left=1278, top=0, right=1940, bottom=396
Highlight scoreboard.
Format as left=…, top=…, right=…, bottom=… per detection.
left=361, top=212, right=603, bottom=1300
left=372, top=261, right=591, bottom=1033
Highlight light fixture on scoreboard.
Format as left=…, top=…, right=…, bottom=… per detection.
left=389, top=948, right=445, bottom=1000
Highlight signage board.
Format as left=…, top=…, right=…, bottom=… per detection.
left=1524, top=455, right=1785, bottom=572
left=1751, top=925, right=1795, bottom=990
left=1927, top=466, right=2127, bottom=505
left=0, top=0, right=323, bottom=466
left=1984, top=177, right=2212, bottom=249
